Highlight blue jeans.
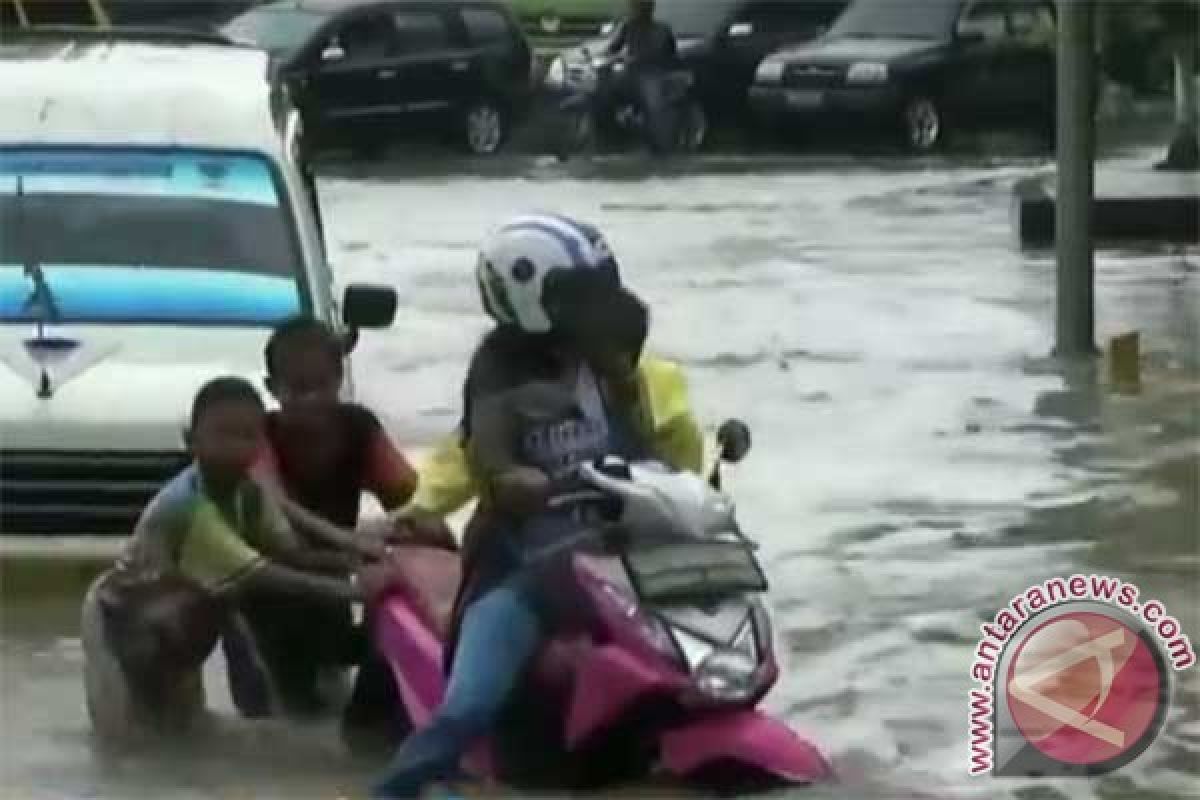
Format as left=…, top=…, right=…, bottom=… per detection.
left=370, top=582, right=543, bottom=799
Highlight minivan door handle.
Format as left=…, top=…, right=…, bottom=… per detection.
left=450, top=60, right=470, bottom=72
left=377, top=68, right=398, bottom=79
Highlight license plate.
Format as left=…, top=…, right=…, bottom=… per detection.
left=786, top=89, right=824, bottom=110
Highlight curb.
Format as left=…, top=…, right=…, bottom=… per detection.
left=0, top=537, right=117, bottom=600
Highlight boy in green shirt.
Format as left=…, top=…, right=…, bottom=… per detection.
left=82, top=376, right=382, bottom=748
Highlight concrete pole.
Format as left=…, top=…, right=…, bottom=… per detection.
left=1055, top=0, right=1097, bottom=357
left=1162, top=36, right=1199, bottom=169
left=1175, top=46, right=1197, bottom=128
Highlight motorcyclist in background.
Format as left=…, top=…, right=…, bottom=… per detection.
left=603, top=0, right=680, bottom=153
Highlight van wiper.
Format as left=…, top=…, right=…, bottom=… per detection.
left=15, top=175, right=64, bottom=398
left=15, top=176, right=61, bottom=340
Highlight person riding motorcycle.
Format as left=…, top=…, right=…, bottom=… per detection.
left=401, top=228, right=703, bottom=524
left=600, top=0, right=681, bottom=153
left=370, top=215, right=704, bottom=798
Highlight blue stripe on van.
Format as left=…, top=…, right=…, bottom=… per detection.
left=0, top=266, right=299, bottom=324
left=0, top=150, right=280, bottom=206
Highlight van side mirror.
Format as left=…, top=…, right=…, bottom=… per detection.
left=343, top=284, right=397, bottom=331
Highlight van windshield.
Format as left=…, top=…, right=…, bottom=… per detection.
left=0, top=149, right=304, bottom=326
left=653, top=0, right=738, bottom=37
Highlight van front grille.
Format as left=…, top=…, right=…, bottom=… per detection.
left=0, top=450, right=188, bottom=535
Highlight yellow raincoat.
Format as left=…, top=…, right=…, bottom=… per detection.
left=404, top=355, right=705, bottom=518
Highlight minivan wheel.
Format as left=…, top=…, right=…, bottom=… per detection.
left=902, top=95, right=944, bottom=152
left=463, top=100, right=507, bottom=156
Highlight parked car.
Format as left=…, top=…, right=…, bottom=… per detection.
left=222, top=0, right=534, bottom=155
left=546, top=0, right=849, bottom=124
left=749, top=0, right=1057, bottom=151
left=0, top=28, right=396, bottom=536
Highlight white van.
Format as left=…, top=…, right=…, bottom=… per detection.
left=0, top=29, right=397, bottom=536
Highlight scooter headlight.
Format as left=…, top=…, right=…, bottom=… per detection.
left=694, top=649, right=757, bottom=703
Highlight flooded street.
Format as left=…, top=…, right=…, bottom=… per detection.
left=2, top=148, right=1197, bottom=799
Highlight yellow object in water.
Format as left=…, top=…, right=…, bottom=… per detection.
left=1109, top=331, right=1142, bottom=393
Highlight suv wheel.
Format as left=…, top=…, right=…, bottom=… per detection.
left=463, top=100, right=507, bottom=156
left=902, top=95, right=944, bottom=152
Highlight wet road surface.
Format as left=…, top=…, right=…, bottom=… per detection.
left=2, top=147, right=1197, bottom=800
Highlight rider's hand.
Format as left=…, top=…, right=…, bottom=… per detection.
left=491, top=467, right=551, bottom=516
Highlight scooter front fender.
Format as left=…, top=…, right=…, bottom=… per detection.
left=659, top=709, right=835, bottom=785
left=564, top=643, right=683, bottom=749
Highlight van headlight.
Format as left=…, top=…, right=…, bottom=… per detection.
left=755, top=58, right=785, bottom=85
left=846, top=62, right=888, bottom=85
left=545, top=56, right=567, bottom=89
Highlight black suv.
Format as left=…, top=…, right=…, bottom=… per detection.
left=222, top=0, right=534, bottom=155
left=550, top=0, right=849, bottom=123
left=749, top=0, right=1057, bottom=151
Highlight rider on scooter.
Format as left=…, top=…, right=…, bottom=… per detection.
left=603, top=0, right=680, bottom=153
left=369, top=214, right=702, bottom=798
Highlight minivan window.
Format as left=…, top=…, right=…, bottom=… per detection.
left=653, top=0, right=739, bottom=37
left=222, top=5, right=328, bottom=54
left=463, top=7, right=512, bottom=45
left=958, top=1, right=1008, bottom=41
left=391, top=9, right=451, bottom=53
left=830, top=0, right=962, bottom=39
left=741, top=0, right=844, bottom=34
left=338, top=12, right=396, bottom=62
left=0, top=149, right=303, bottom=326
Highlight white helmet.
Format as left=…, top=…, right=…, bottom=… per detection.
left=476, top=214, right=621, bottom=334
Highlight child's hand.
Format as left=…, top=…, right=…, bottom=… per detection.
left=390, top=516, right=459, bottom=552
left=355, top=536, right=389, bottom=563
left=355, top=563, right=397, bottom=603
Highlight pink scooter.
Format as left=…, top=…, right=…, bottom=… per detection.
left=370, top=422, right=833, bottom=792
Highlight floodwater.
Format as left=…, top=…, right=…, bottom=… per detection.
left=2, top=142, right=1198, bottom=800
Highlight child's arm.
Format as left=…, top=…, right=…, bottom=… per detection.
left=273, top=546, right=359, bottom=576
left=250, top=469, right=386, bottom=562
left=360, top=420, right=419, bottom=512
left=238, top=561, right=365, bottom=604
left=180, top=501, right=365, bottom=604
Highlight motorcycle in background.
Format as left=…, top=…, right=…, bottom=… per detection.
left=544, top=47, right=708, bottom=158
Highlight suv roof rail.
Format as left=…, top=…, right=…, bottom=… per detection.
left=3, top=25, right=240, bottom=48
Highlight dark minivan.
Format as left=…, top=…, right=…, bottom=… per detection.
left=223, top=0, right=534, bottom=155
left=749, top=0, right=1057, bottom=150
left=549, top=0, right=848, bottom=122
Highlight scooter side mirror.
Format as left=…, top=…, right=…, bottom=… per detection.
left=717, top=419, right=752, bottom=463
